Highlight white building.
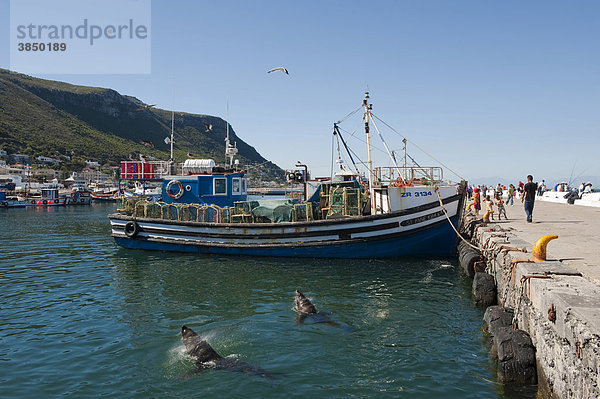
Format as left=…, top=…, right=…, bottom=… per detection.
left=36, top=156, right=60, bottom=164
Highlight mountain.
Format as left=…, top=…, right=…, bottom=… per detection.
left=0, top=69, right=283, bottom=180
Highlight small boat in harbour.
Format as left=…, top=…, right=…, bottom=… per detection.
left=0, top=183, right=26, bottom=208
left=24, top=188, right=92, bottom=206
left=109, top=93, right=466, bottom=258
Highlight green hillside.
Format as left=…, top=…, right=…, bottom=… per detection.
left=0, top=69, right=283, bottom=180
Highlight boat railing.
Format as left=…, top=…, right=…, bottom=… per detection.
left=119, top=159, right=225, bottom=180
left=374, top=166, right=443, bottom=186
left=120, top=161, right=170, bottom=180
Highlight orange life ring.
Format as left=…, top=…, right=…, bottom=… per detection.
left=166, top=180, right=184, bottom=199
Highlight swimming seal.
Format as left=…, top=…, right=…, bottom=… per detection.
left=294, top=290, right=340, bottom=326
left=180, top=325, right=271, bottom=379
left=181, top=325, right=222, bottom=363
left=294, top=290, right=317, bottom=315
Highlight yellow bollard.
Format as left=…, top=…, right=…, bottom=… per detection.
left=532, top=235, right=558, bottom=262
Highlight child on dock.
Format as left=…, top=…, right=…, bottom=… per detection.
left=483, top=195, right=494, bottom=222
left=473, top=188, right=481, bottom=217
left=495, top=194, right=507, bottom=220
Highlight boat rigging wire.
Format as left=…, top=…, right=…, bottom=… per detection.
left=434, top=185, right=485, bottom=253
left=371, top=113, right=465, bottom=181
left=334, top=124, right=361, bottom=176
left=336, top=105, right=363, bottom=125
left=338, top=125, right=389, bottom=157
left=369, top=114, right=401, bottom=170
left=332, top=126, right=378, bottom=180
left=245, top=160, right=271, bottom=170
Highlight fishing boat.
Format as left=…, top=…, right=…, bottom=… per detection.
left=109, top=93, right=466, bottom=258
left=0, top=183, right=26, bottom=208
left=90, top=187, right=121, bottom=202
left=90, top=192, right=119, bottom=202
left=24, top=188, right=92, bottom=206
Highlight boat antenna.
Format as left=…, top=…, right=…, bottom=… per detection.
left=363, top=92, right=376, bottom=215
left=170, top=86, right=174, bottom=162
left=224, top=98, right=238, bottom=168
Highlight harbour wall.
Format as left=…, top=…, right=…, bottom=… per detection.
left=459, top=200, right=600, bottom=398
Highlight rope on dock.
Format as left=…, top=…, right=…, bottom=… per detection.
left=434, top=185, right=487, bottom=254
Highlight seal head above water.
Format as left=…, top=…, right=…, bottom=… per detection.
left=181, top=325, right=222, bottom=363
left=294, top=290, right=317, bottom=315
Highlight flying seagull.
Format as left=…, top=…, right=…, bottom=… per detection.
left=267, top=67, right=289, bottom=75
left=140, top=140, right=154, bottom=148
left=136, top=104, right=156, bottom=110
left=204, top=123, right=213, bottom=132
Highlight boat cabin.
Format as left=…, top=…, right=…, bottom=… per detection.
left=119, top=159, right=248, bottom=208
left=161, top=172, right=247, bottom=207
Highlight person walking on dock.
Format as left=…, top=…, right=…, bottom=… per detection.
left=521, top=175, right=538, bottom=223
left=506, top=184, right=515, bottom=206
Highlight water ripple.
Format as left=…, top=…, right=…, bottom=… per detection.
left=0, top=205, right=531, bottom=398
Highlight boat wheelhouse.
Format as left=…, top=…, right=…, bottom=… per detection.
left=118, top=159, right=248, bottom=207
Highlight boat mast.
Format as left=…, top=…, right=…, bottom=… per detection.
left=402, top=138, right=407, bottom=181
left=363, top=92, right=376, bottom=215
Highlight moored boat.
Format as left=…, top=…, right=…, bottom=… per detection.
left=0, top=183, right=26, bottom=208
left=109, top=93, right=466, bottom=258
left=24, top=188, right=92, bottom=206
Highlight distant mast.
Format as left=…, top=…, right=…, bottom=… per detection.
left=224, top=99, right=238, bottom=168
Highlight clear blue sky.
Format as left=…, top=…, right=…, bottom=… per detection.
left=1, top=0, right=598, bottom=184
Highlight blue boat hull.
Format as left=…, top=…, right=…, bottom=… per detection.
left=113, top=216, right=460, bottom=258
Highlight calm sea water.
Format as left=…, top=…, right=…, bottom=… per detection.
left=0, top=204, right=539, bottom=398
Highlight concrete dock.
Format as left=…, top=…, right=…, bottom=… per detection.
left=494, top=199, right=600, bottom=286
left=462, top=198, right=600, bottom=398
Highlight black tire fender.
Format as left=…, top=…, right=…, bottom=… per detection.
left=124, top=221, right=140, bottom=238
